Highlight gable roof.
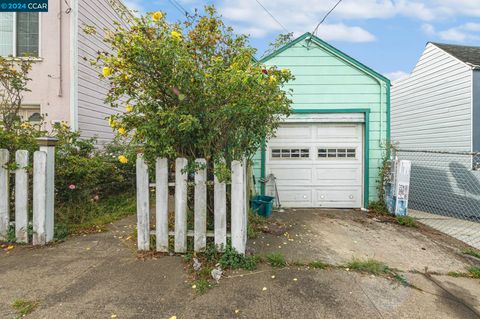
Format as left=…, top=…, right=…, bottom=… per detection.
left=259, top=32, right=390, bottom=84
left=431, top=42, right=480, bottom=67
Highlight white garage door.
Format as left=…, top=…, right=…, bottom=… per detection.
left=266, top=123, right=363, bottom=208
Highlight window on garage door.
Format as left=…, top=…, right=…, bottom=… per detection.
left=317, top=148, right=357, bottom=159
left=271, top=148, right=310, bottom=159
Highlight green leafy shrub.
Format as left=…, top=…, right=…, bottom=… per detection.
left=309, top=261, right=328, bottom=269
left=92, top=6, right=294, bottom=177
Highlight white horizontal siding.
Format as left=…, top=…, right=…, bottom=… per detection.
left=77, top=0, right=130, bottom=144
left=391, top=43, right=472, bottom=151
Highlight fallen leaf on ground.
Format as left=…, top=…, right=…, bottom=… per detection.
left=262, top=287, right=267, bottom=291
left=293, top=278, right=298, bottom=281
left=271, top=275, right=275, bottom=279
left=235, top=309, right=240, bottom=314
left=111, top=315, right=117, bottom=318
left=6, top=245, right=14, bottom=251
left=169, top=316, right=177, bottom=319
left=192, top=285, right=196, bottom=289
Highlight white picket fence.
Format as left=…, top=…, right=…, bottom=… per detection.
left=0, top=140, right=56, bottom=245
left=136, top=155, right=248, bottom=254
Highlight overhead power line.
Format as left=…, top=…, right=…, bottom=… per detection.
left=254, top=0, right=289, bottom=34
left=312, top=0, right=342, bottom=35
left=168, top=0, right=190, bottom=17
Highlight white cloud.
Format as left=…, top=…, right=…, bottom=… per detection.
left=421, top=23, right=435, bottom=35
left=316, top=23, right=376, bottom=43
left=385, top=70, right=409, bottom=81
left=215, top=0, right=480, bottom=43
left=423, top=22, right=480, bottom=42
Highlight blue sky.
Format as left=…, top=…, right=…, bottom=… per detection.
left=123, top=0, right=480, bottom=81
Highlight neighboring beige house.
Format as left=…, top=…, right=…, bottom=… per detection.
left=0, top=0, right=130, bottom=143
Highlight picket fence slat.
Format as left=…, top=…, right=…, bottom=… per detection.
left=175, top=158, right=188, bottom=253
left=136, top=155, right=150, bottom=251
left=231, top=160, right=246, bottom=254
left=33, top=151, right=47, bottom=245
left=194, top=159, right=207, bottom=252
left=214, top=163, right=227, bottom=251
left=156, top=158, right=169, bottom=252
left=15, top=150, right=29, bottom=243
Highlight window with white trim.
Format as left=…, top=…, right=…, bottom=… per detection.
left=271, top=148, right=310, bottom=159
left=318, top=148, right=356, bottom=159
left=0, top=12, right=39, bottom=57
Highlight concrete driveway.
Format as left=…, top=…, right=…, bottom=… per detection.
left=250, top=209, right=476, bottom=273
left=0, top=211, right=479, bottom=319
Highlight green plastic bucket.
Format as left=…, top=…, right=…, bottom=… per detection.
left=251, top=195, right=274, bottom=217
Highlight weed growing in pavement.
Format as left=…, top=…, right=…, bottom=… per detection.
left=266, top=253, right=287, bottom=268
left=12, top=299, right=39, bottom=318
left=467, top=266, right=480, bottom=279
left=347, top=259, right=390, bottom=275
left=463, top=248, right=480, bottom=259
left=396, top=216, right=417, bottom=228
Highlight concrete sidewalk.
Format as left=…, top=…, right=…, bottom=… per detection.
left=1, top=214, right=480, bottom=318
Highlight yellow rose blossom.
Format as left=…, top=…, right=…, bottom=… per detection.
left=269, top=75, right=276, bottom=83
left=281, top=68, right=289, bottom=74
left=126, top=104, right=133, bottom=112
left=124, top=74, right=129, bottom=81
left=20, top=122, right=31, bottom=129
left=108, top=116, right=116, bottom=128
left=118, top=155, right=128, bottom=164
left=152, top=11, right=163, bottom=21
left=102, top=67, right=112, bottom=77
left=118, top=127, right=127, bottom=135
left=171, top=30, right=182, bottom=40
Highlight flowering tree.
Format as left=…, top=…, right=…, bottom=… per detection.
left=93, top=6, right=293, bottom=172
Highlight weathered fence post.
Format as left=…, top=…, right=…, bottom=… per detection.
left=0, top=149, right=9, bottom=241
left=136, top=154, right=150, bottom=251
left=214, top=161, right=227, bottom=251
left=175, top=158, right=188, bottom=253
left=33, top=151, right=47, bottom=245
left=194, top=159, right=207, bottom=252
left=231, top=160, right=246, bottom=254
left=37, top=137, right=58, bottom=243
left=15, top=150, right=29, bottom=243
left=156, top=158, right=169, bottom=252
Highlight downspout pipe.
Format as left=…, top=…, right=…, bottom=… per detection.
left=58, top=0, right=63, bottom=97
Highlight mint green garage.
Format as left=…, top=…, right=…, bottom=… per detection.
left=253, top=33, right=390, bottom=209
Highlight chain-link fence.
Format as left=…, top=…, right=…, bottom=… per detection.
left=394, top=149, right=480, bottom=249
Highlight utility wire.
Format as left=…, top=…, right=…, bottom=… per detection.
left=168, top=0, right=190, bottom=17
left=312, top=0, right=342, bottom=35
left=254, top=0, right=289, bottom=34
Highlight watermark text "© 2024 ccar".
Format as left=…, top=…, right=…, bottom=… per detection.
left=0, top=0, right=48, bottom=12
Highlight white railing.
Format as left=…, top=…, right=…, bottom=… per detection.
left=136, top=155, right=248, bottom=254
left=0, top=141, right=56, bottom=245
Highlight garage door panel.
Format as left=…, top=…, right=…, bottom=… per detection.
left=316, top=125, right=361, bottom=140
left=274, top=125, right=312, bottom=140
left=268, top=167, right=312, bottom=184
left=314, top=167, right=362, bottom=185
left=315, top=187, right=362, bottom=208
left=272, top=188, right=313, bottom=207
